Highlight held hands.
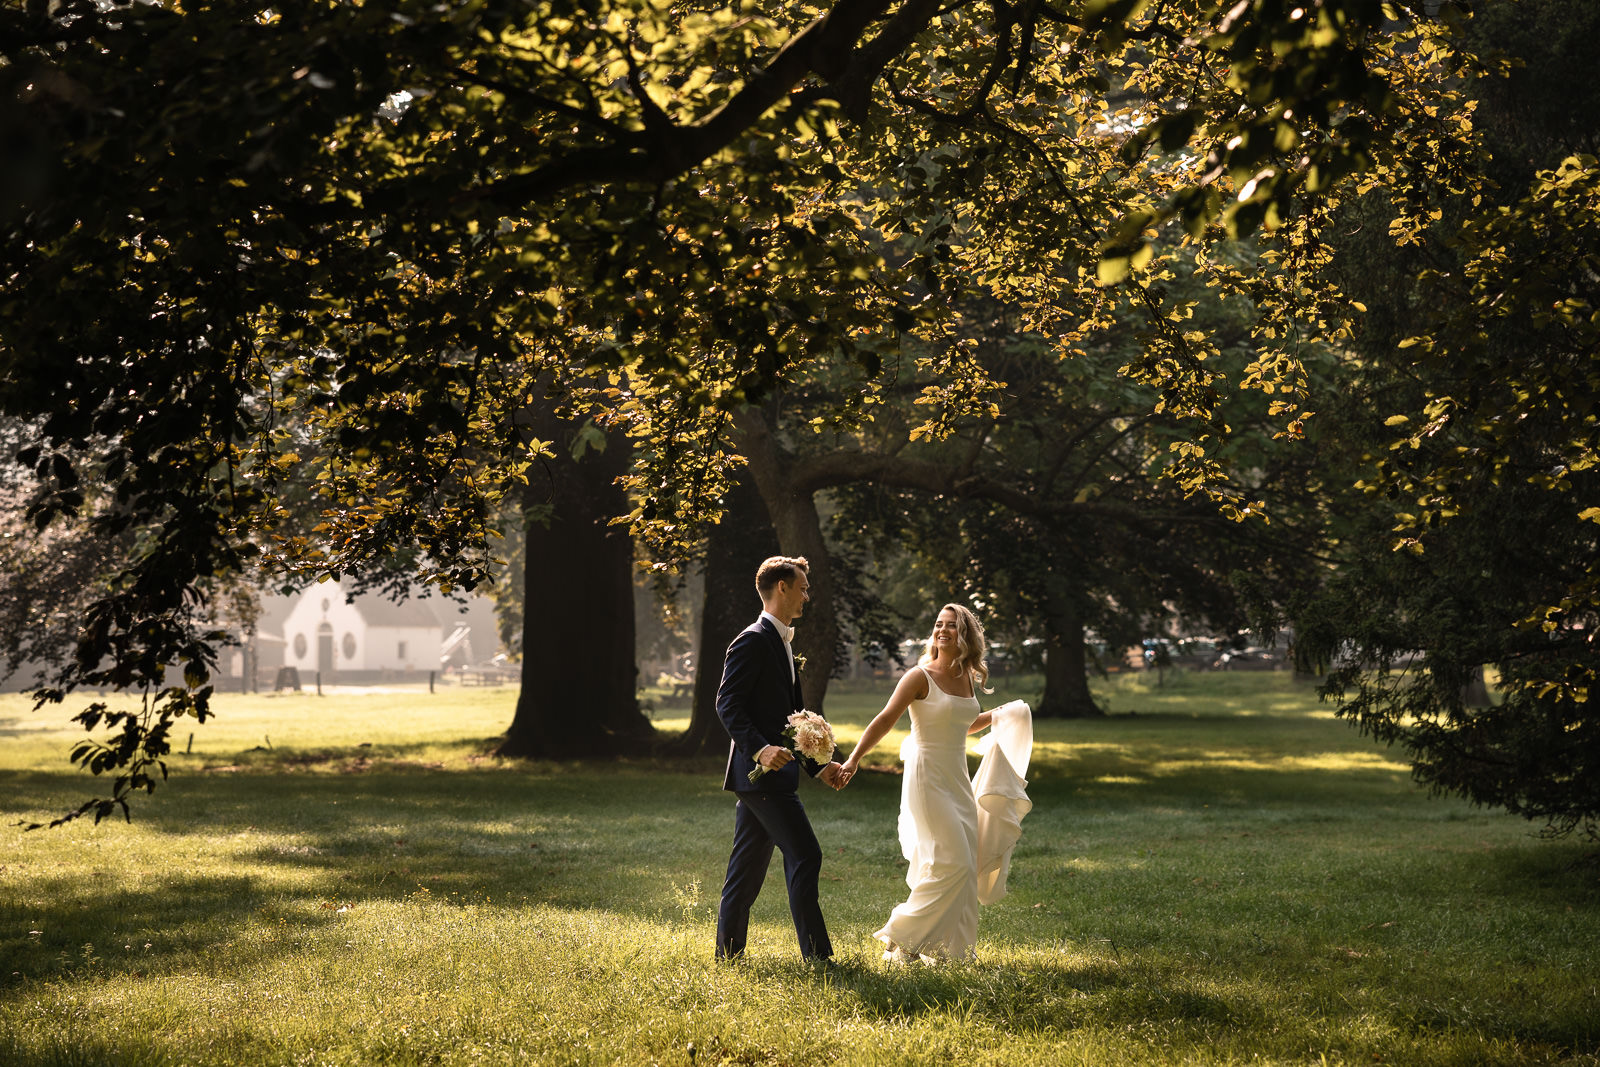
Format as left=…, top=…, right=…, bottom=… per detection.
left=757, top=747, right=853, bottom=791
left=818, top=762, right=845, bottom=790
left=834, top=759, right=858, bottom=790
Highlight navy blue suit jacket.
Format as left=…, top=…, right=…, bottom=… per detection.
left=717, top=619, right=822, bottom=793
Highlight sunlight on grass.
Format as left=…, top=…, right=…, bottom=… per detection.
left=2, top=673, right=1597, bottom=1066
left=1084, top=671, right=1343, bottom=720
left=0, top=687, right=519, bottom=775
left=1149, top=750, right=1409, bottom=776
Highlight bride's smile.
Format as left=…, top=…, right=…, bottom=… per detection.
left=931, top=609, right=960, bottom=652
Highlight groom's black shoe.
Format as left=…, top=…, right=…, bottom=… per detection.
left=805, top=957, right=844, bottom=978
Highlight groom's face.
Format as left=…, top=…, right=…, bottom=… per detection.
left=778, top=570, right=811, bottom=623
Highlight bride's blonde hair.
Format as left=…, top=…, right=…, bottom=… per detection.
left=919, top=603, right=992, bottom=693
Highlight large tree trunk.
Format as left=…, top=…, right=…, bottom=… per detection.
left=733, top=408, right=838, bottom=714
left=495, top=419, right=654, bottom=758
left=670, top=470, right=776, bottom=755
left=1036, top=592, right=1104, bottom=718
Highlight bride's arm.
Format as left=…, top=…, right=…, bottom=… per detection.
left=967, top=710, right=993, bottom=734
left=839, top=667, right=927, bottom=779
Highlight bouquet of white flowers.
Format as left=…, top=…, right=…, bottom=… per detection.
left=748, top=710, right=836, bottom=783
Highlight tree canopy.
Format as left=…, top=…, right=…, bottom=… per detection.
left=1284, top=0, right=1600, bottom=840
left=12, top=0, right=1590, bottom=831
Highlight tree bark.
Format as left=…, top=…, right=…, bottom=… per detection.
left=495, top=418, right=654, bottom=758
left=733, top=409, right=839, bottom=714
left=670, top=470, right=777, bottom=755
left=1036, top=592, right=1104, bottom=719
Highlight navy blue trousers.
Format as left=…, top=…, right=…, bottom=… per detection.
left=715, top=792, right=832, bottom=960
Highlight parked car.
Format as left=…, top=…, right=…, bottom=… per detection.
left=1169, top=637, right=1222, bottom=670
left=988, top=638, right=1045, bottom=675
left=1135, top=636, right=1224, bottom=671
left=1213, top=646, right=1283, bottom=671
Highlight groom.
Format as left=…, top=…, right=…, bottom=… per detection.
left=715, top=555, right=844, bottom=962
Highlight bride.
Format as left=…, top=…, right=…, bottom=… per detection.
left=838, top=603, right=1032, bottom=962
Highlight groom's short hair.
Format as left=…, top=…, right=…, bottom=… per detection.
left=756, top=556, right=810, bottom=598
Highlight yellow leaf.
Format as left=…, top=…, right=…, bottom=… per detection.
left=1097, top=256, right=1131, bottom=286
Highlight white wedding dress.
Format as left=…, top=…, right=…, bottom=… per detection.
left=874, top=673, right=1033, bottom=963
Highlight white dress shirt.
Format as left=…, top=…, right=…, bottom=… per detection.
left=760, top=610, right=796, bottom=682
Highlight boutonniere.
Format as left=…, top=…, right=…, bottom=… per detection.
left=793, top=653, right=807, bottom=673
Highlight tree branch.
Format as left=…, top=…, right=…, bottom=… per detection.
left=447, top=66, right=628, bottom=139
left=467, top=0, right=924, bottom=207
left=785, top=443, right=1219, bottom=531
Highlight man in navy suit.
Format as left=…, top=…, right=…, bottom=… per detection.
left=715, top=555, right=844, bottom=962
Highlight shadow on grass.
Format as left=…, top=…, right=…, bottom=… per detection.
left=803, top=948, right=1598, bottom=1058
left=6, top=733, right=1597, bottom=1016
left=182, top=735, right=512, bottom=770
left=6, top=749, right=1588, bottom=904
left=0, top=870, right=343, bottom=993
left=1478, top=840, right=1600, bottom=906
left=169, top=734, right=729, bottom=778
left=5, top=769, right=1598, bottom=1063
left=788, top=953, right=1242, bottom=1030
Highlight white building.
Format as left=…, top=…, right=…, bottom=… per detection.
left=281, top=580, right=444, bottom=684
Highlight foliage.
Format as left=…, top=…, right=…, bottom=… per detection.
left=1286, top=0, right=1600, bottom=840
left=1, top=0, right=1502, bottom=817
left=818, top=263, right=1324, bottom=715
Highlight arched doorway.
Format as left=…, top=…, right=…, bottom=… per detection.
left=317, top=621, right=335, bottom=680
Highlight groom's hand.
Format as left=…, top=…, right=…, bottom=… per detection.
left=757, top=745, right=794, bottom=771
left=818, top=762, right=845, bottom=790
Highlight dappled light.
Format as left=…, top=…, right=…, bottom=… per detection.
left=3, top=676, right=1597, bottom=1065
left=3, top=0, right=1597, bottom=1058
left=1148, top=750, right=1407, bottom=776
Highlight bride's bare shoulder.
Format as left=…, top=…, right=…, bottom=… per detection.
left=899, top=664, right=930, bottom=701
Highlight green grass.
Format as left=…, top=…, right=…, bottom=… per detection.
left=2, top=672, right=1597, bottom=1066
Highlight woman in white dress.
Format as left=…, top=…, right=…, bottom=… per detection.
left=838, top=604, right=1032, bottom=962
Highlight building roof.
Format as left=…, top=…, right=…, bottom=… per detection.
left=351, top=595, right=441, bottom=629
left=257, top=593, right=298, bottom=634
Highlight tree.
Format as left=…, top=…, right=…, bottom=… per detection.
left=672, top=469, right=778, bottom=756
left=1, top=0, right=1490, bottom=821
left=818, top=275, right=1313, bottom=718
left=1282, top=0, right=1600, bottom=839
left=496, top=413, right=653, bottom=758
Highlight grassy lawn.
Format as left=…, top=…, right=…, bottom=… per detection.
left=1, top=672, right=1596, bottom=1066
